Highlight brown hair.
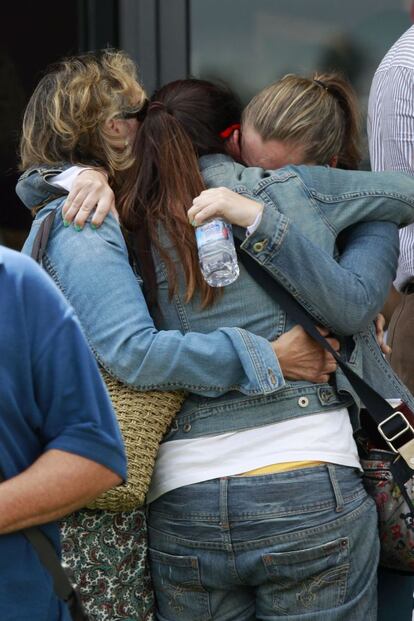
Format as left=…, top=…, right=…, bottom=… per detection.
left=19, top=49, right=146, bottom=178
left=242, top=72, right=362, bottom=170
left=118, top=79, right=242, bottom=307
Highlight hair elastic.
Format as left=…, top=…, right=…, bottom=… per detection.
left=219, top=123, right=240, bottom=139
left=148, top=101, right=167, bottom=112
left=313, top=78, right=329, bottom=91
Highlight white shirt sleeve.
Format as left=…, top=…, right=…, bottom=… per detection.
left=49, top=166, right=93, bottom=191
left=246, top=210, right=263, bottom=237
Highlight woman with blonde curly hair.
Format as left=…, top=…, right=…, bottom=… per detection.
left=19, top=49, right=157, bottom=621
left=20, top=50, right=144, bottom=175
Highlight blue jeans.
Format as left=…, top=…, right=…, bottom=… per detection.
left=148, top=465, right=379, bottom=620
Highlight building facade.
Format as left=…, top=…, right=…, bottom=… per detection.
left=1, top=0, right=411, bottom=247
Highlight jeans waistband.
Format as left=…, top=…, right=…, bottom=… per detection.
left=149, top=464, right=365, bottom=521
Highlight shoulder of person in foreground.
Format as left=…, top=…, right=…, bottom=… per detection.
left=0, top=245, right=127, bottom=481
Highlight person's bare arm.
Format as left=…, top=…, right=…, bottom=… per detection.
left=189, top=187, right=262, bottom=228
left=0, top=449, right=121, bottom=534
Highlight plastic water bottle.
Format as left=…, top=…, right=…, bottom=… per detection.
left=195, top=218, right=239, bottom=287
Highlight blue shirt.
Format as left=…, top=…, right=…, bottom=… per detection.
left=0, top=247, right=126, bottom=620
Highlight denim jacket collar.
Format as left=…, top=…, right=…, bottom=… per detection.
left=16, top=164, right=71, bottom=211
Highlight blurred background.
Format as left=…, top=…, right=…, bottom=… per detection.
left=1, top=0, right=412, bottom=249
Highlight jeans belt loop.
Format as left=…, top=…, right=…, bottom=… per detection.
left=327, top=463, right=344, bottom=513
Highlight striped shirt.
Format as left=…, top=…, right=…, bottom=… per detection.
left=368, top=25, right=414, bottom=291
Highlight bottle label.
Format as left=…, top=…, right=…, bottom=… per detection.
left=195, top=220, right=232, bottom=247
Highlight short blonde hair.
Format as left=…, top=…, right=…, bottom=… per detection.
left=242, top=72, right=361, bottom=170
left=19, top=49, right=147, bottom=177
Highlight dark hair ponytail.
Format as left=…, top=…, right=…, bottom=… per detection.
left=118, top=79, right=242, bottom=307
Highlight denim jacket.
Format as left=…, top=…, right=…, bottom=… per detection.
left=17, top=161, right=414, bottom=441
left=169, top=154, right=414, bottom=436
left=17, top=167, right=282, bottom=397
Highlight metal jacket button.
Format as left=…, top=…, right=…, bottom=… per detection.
left=298, top=396, right=309, bottom=408
left=253, top=240, right=266, bottom=253
left=183, top=423, right=192, bottom=432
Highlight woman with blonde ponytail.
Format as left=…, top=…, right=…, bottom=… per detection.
left=240, top=71, right=361, bottom=170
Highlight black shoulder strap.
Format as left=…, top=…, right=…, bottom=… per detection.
left=236, top=240, right=393, bottom=418
left=235, top=239, right=414, bottom=502
left=31, top=211, right=56, bottom=264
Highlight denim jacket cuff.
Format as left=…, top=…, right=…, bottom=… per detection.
left=231, top=328, right=285, bottom=395
left=240, top=204, right=289, bottom=264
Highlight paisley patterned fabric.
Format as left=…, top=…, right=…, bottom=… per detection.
left=60, top=508, right=155, bottom=620
left=362, top=451, right=414, bottom=573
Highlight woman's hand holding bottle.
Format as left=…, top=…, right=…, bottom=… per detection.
left=188, top=187, right=263, bottom=229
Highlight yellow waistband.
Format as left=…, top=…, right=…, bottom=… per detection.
left=239, top=460, right=324, bottom=477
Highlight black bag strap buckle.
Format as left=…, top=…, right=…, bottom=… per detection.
left=234, top=239, right=414, bottom=485
left=378, top=404, right=414, bottom=470
left=378, top=410, right=414, bottom=454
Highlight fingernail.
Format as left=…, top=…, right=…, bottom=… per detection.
left=74, top=224, right=83, bottom=232
left=90, top=223, right=98, bottom=230
left=63, top=219, right=70, bottom=227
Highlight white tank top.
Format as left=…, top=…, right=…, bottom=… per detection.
left=147, top=409, right=361, bottom=503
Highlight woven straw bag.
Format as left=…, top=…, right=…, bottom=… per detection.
left=86, top=370, right=186, bottom=512
left=29, top=212, right=185, bottom=512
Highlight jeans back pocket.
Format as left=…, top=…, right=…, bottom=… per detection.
left=149, top=548, right=212, bottom=621
left=261, top=536, right=349, bottom=615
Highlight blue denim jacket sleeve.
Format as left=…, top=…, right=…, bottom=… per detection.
left=200, top=155, right=414, bottom=228
left=21, top=198, right=283, bottom=396
left=240, top=205, right=398, bottom=335
left=199, top=155, right=410, bottom=335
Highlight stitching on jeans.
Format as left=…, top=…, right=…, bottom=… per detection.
left=151, top=488, right=366, bottom=522
left=148, top=495, right=374, bottom=552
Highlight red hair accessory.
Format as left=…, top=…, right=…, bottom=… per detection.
left=219, top=123, right=240, bottom=139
